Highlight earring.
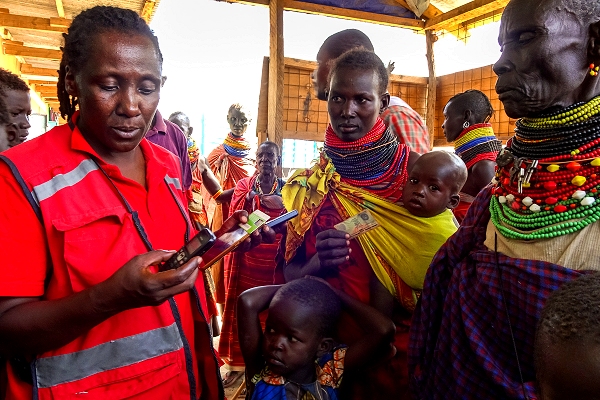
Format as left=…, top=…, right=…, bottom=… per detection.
left=590, top=63, right=600, bottom=76
left=463, top=121, right=470, bottom=129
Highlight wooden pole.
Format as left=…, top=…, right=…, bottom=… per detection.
left=425, top=30, right=437, bottom=149
left=268, top=0, right=284, bottom=154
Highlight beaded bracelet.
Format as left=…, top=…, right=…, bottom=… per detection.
left=212, top=188, right=224, bottom=200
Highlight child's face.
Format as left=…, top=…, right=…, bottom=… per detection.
left=538, top=338, right=600, bottom=400
left=227, top=108, right=249, bottom=137
left=403, top=158, right=458, bottom=218
left=263, top=298, right=325, bottom=383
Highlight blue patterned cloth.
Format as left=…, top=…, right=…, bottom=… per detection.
left=408, top=186, right=588, bottom=399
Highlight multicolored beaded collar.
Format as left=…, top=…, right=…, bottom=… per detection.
left=223, top=132, right=251, bottom=158
left=324, top=118, right=408, bottom=199
left=454, top=123, right=502, bottom=169
left=490, top=95, right=600, bottom=240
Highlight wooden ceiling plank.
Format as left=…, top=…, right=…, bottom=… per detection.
left=4, top=41, right=62, bottom=60
left=0, top=13, right=70, bottom=33
left=30, top=80, right=57, bottom=86
left=227, top=0, right=424, bottom=30
left=424, top=0, right=509, bottom=31
left=20, top=64, right=58, bottom=78
left=55, top=0, right=65, bottom=18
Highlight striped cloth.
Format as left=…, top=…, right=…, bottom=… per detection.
left=381, top=105, right=430, bottom=154
left=408, top=186, right=587, bottom=399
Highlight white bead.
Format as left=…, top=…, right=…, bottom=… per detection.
left=530, top=204, right=541, bottom=212
left=572, top=190, right=586, bottom=200
left=506, top=194, right=515, bottom=202
left=522, top=196, right=533, bottom=207
left=499, top=196, right=507, bottom=204
left=581, top=197, right=596, bottom=206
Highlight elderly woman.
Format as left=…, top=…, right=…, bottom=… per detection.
left=218, top=141, right=286, bottom=387
left=409, top=0, right=600, bottom=398
left=0, top=6, right=271, bottom=399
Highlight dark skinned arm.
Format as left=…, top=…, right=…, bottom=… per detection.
left=282, top=230, right=351, bottom=282
left=0, top=210, right=269, bottom=357
left=305, top=277, right=396, bottom=370
left=462, top=160, right=496, bottom=198
left=237, top=285, right=281, bottom=380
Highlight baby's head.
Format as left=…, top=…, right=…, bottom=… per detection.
left=402, top=151, right=467, bottom=218
left=535, top=273, right=600, bottom=400
left=263, top=278, right=341, bottom=382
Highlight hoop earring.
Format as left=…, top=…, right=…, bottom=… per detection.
left=463, top=121, right=470, bottom=129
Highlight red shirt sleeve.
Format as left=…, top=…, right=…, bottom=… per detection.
left=0, top=162, right=48, bottom=296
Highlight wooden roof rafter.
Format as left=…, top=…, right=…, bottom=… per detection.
left=224, top=0, right=426, bottom=30
left=3, top=40, right=62, bottom=60
left=0, top=9, right=70, bottom=34
left=424, top=0, right=509, bottom=31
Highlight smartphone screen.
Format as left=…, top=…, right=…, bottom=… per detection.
left=199, top=210, right=269, bottom=270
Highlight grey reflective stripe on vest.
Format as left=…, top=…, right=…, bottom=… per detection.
left=31, top=159, right=99, bottom=204
left=164, top=174, right=181, bottom=190
left=35, top=323, right=183, bottom=388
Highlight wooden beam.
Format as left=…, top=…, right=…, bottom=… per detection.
left=267, top=0, right=284, bottom=157
left=425, top=30, right=436, bottom=148
left=0, top=10, right=70, bottom=33
left=282, top=130, right=323, bottom=142
left=55, top=0, right=65, bottom=18
left=256, top=56, right=269, bottom=144
left=20, top=64, right=58, bottom=78
left=425, top=0, right=509, bottom=31
left=390, top=74, right=428, bottom=85
left=229, top=0, right=425, bottom=30
left=29, top=80, right=58, bottom=86
left=3, top=41, right=62, bottom=60
left=283, top=0, right=424, bottom=29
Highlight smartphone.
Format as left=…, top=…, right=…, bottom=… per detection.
left=199, top=210, right=270, bottom=270
left=265, top=209, right=298, bottom=228
left=159, top=228, right=216, bottom=272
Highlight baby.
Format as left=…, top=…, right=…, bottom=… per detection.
left=534, top=273, right=600, bottom=399
left=237, top=277, right=396, bottom=400
left=402, top=151, right=468, bottom=218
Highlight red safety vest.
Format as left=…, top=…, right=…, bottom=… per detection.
left=1, top=120, right=223, bottom=400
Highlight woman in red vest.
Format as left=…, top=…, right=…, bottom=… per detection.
left=0, top=6, right=272, bottom=400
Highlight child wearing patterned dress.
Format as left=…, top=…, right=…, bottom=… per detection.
left=237, top=277, right=396, bottom=400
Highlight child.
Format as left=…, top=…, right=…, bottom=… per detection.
left=534, top=273, right=600, bottom=400
left=237, top=277, right=396, bottom=400
left=402, top=151, right=468, bottom=218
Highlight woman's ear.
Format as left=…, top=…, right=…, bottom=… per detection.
left=588, top=20, right=600, bottom=60
left=316, top=337, right=334, bottom=358
left=380, top=93, right=390, bottom=113
left=64, top=65, right=78, bottom=97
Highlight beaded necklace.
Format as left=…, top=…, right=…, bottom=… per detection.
left=223, top=132, right=251, bottom=158
left=453, top=123, right=502, bottom=169
left=489, top=95, right=600, bottom=240
left=187, top=137, right=199, bottom=164
left=323, top=118, right=408, bottom=199
left=254, top=174, right=281, bottom=195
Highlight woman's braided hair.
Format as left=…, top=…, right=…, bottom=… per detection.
left=58, top=6, right=163, bottom=120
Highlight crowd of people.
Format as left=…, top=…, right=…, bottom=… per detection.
left=1, top=0, right=599, bottom=399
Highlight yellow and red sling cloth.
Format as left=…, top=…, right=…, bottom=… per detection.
left=282, top=155, right=457, bottom=311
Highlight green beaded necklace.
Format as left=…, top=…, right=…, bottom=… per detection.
left=490, top=96, right=600, bottom=240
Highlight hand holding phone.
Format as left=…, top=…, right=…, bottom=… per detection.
left=158, top=228, right=216, bottom=272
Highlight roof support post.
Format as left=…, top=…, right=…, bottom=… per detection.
left=425, top=30, right=437, bottom=149
left=268, top=0, right=284, bottom=161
